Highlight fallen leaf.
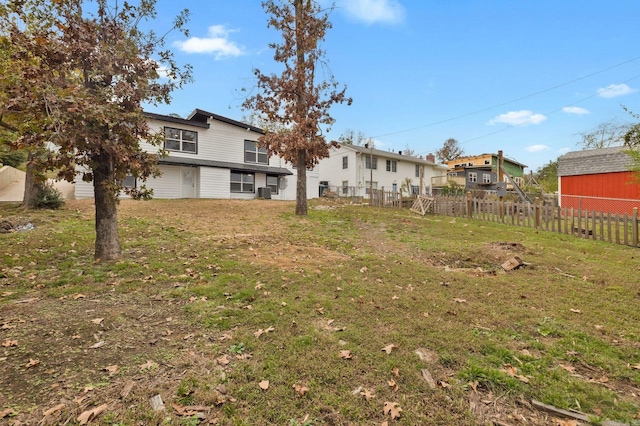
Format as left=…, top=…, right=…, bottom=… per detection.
left=437, top=380, right=451, bottom=388
left=391, top=368, right=399, bottom=377
left=105, top=365, right=119, bottom=376
left=216, top=354, right=230, bottom=366
left=120, top=381, right=134, bottom=399
left=631, top=364, right=640, bottom=370
left=43, top=403, right=65, bottom=417
left=293, top=384, right=309, bottom=396
left=559, top=364, right=576, bottom=373
left=25, top=358, right=40, bottom=368
left=570, top=309, right=581, bottom=314
left=516, top=374, right=530, bottom=383
left=554, top=419, right=578, bottom=426
left=383, top=401, right=402, bottom=420
left=77, top=403, right=108, bottom=424
left=382, top=344, right=397, bottom=354
left=1, top=339, right=17, bottom=347
left=73, top=294, right=86, bottom=300
left=91, top=318, right=104, bottom=325
left=387, top=379, right=398, bottom=391
left=454, top=298, right=467, bottom=303
left=140, top=360, right=157, bottom=370
left=360, top=266, right=368, bottom=273
left=339, top=350, right=352, bottom=360
left=0, top=408, right=15, bottom=418
left=259, top=380, right=269, bottom=390
left=391, top=295, right=399, bottom=300
left=504, top=364, right=517, bottom=377
left=360, top=389, right=375, bottom=401
left=89, top=341, right=106, bottom=349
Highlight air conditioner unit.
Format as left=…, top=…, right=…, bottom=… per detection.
left=257, top=187, right=272, bottom=199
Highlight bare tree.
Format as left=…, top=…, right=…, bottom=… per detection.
left=578, top=119, right=632, bottom=149
left=243, top=0, right=351, bottom=215
left=338, top=129, right=366, bottom=146
left=435, top=138, right=464, bottom=163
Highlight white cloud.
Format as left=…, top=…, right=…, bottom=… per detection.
left=339, top=0, right=406, bottom=25
left=562, top=106, right=589, bottom=115
left=487, top=110, right=547, bottom=126
left=597, top=83, right=637, bottom=99
left=525, top=144, right=550, bottom=153
left=174, top=25, right=245, bottom=59
left=558, top=147, right=571, bottom=155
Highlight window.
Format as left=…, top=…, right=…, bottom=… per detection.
left=244, top=140, right=268, bottom=164
left=342, top=156, right=348, bottom=169
left=482, top=173, right=492, bottom=184
left=468, top=172, right=477, bottom=183
left=386, top=160, right=397, bottom=172
left=230, top=171, right=254, bottom=193
left=484, top=160, right=491, bottom=165
left=415, top=164, right=421, bottom=178
left=365, top=181, right=378, bottom=194
left=164, top=127, right=197, bottom=153
left=365, top=156, right=377, bottom=170
left=411, top=185, right=419, bottom=195
left=266, top=175, right=279, bottom=194
left=122, top=175, right=136, bottom=189
left=342, top=180, right=348, bottom=195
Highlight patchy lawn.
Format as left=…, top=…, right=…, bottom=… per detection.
left=1, top=199, right=639, bottom=425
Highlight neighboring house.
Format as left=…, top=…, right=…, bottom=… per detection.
left=432, top=153, right=527, bottom=193
left=318, top=144, right=447, bottom=198
left=557, top=146, right=640, bottom=214
left=75, top=109, right=319, bottom=201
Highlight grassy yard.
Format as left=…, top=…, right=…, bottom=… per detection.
left=1, top=199, right=639, bottom=425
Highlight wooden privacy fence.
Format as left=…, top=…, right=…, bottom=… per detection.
left=431, top=194, right=640, bottom=248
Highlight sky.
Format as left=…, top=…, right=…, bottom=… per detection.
left=145, top=0, right=640, bottom=172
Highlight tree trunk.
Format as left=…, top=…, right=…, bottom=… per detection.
left=295, top=148, right=307, bottom=215
left=21, top=151, right=45, bottom=209
left=92, top=152, right=122, bottom=261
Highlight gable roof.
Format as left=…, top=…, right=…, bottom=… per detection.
left=187, top=109, right=264, bottom=134
left=558, top=146, right=634, bottom=177
left=341, top=144, right=446, bottom=168
left=447, top=153, right=527, bottom=169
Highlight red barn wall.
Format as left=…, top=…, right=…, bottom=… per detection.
left=560, top=171, right=640, bottom=214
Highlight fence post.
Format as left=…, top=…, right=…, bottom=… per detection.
left=633, top=207, right=638, bottom=247
left=466, top=192, right=472, bottom=219
left=534, top=197, right=541, bottom=229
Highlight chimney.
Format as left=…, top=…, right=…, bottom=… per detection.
left=398, top=150, right=402, bottom=155
left=426, top=153, right=435, bottom=163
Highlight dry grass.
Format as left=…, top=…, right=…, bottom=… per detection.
left=0, top=198, right=639, bottom=425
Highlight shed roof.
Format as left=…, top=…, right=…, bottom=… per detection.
left=557, top=146, right=634, bottom=177
left=158, top=156, right=293, bottom=176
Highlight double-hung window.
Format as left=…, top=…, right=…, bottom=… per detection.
left=164, top=127, right=197, bottom=153
left=468, top=172, right=478, bottom=183
left=266, top=175, right=279, bottom=194
left=482, top=173, right=492, bottom=184
left=365, top=156, right=377, bottom=170
left=342, top=156, right=348, bottom=169
left=386, top=160, right=397, bottom=172
left=230, top=171, right=254, bottom=193
left=244, top=140, right=268, bottom=164
left=415, top=164, right=420, bottom=178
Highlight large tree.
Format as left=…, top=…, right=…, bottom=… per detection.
left=435, top=138, right=463, bottom=163
left=243, top=0, right=351, bottom=215
left=577, top=119, right=633, bottom=150
left=0, top=0, right=191, bottom=260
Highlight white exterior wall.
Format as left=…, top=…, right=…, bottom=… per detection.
left=145, top=165, right=181, bottom=199
left=319, top=146, right=446, bottom=197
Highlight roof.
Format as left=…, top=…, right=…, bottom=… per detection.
left=187, top=109, right=264, bottom=134
left=558, top=146, right=634, bottom=177
left=341, top=144, right=447, bottom=169
left=144, top=112, right=210, bottom=129
left=448, top=153, right=527, bottom=169
left=158, top=155, right=293, bottom=176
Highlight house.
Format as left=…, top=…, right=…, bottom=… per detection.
left=432, top=153, right=527, bottom=194
left=318, top=144, right=447, bottom=198
left=557, top=146, right=640, bottom=214
left=75, top=109, right=319, bottom=201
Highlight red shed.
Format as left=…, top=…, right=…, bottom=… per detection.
left=557, top=146, right=640, bottom=215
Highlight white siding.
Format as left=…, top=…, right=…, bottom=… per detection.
left=145, top=165, right=181, bottom=198
left=200, top=167, right=230, bottom=199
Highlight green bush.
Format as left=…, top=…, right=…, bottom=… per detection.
left=35, top=183, right=65, bottom=209
left=0, top=150, right=26, bottom=168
